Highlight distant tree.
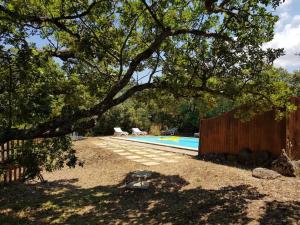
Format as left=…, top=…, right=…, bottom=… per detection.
left=289, top=70, right=300, bottom=96
left=92, top=99, right=151, bottom=135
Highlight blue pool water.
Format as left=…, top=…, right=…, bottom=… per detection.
left=126, top=136, right=199, bottom=151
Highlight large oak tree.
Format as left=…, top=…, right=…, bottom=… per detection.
left=0, top=0, right=294, bottom=178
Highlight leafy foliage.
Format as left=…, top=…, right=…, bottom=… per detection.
left=288, top=70, right=300, bottom=96
left=93, top=90, right=234, bottom=135
left=0, top=136, right=76, bottom=180
left=93, top=99, right=151, bottom=135
left=17, top=136, right=76, bottom=180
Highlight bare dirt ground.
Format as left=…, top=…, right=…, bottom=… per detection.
left=1, top=137, right=300, bottom=225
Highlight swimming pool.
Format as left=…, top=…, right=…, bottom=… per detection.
left=125, top=136, right=199, bottom=151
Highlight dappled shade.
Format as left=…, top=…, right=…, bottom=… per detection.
left=1, top=172, right=299, bottom=224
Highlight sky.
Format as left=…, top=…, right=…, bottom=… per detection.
left=264, top=0, right=300, bottom=71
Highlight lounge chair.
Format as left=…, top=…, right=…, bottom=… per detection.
left=194, top=132, right=200, bottom=137
left=132, top=128, right=148, bottom=135
left=160, top=127, right=178, bottom=136
left=114, top=127, right=129, bottom=136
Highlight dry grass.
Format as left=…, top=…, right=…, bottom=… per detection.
left=1, top=137, right=300, bottom=225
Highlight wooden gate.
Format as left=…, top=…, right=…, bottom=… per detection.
left=0, top=140, right=25, bottom=183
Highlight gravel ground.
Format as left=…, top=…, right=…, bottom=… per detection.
left=1, top=137, right=300, bottom=225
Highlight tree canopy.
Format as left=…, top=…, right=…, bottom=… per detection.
left=0, top=0, right=292, bottom=144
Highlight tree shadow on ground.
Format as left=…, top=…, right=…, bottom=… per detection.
left=259, top=200, right=300, bottom=225
left=0, top=173, right=299, bottom=225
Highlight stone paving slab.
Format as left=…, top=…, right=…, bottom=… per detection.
left=112, top=150, right=125, bottom=152
left=156, top=158, right=174, bottom=162
left=136, top=152, right=154, bottom=155
left=142, top=162, right=160, bottom=166
left=160, top=153, right=175, bottom=156
left=144, top=154, right=158, bottom=157
left=132, top=159, right=150, bottom=163
left=151, top=157, right=167, bottom=161
left=125, top=155, right=142, bottom=159
left=163, top=160, right=178, bottom=163
left=118, top=152, right=133, bottom=156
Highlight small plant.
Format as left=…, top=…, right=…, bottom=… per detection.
left=149, top=124, right=161, bottom=136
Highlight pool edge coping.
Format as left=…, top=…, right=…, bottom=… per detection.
left=112, top=136, right=199, bottom=152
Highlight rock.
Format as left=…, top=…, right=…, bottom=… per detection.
left=238, top=148, right=253, bottom=165
left=131, top=170, right=152, bottom=179
left=253, top=150, right=272, bottom=167
left=293, top=160, right=300, bottom=176
left=126, top=181, right=150, bottom=190
left=252, top=167, right=281, bottom=179
left=271, top=149, right=297, bottom=177
left=294, top=160, right=300, bottom=168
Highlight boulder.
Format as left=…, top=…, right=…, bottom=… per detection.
left=131, top=170, right=152, bottom=179
left=271, top=149, right=297, bottom=177
left=294, top=160, right=300, bottom=169
left=293, top=160, right=300, bottom=176
left=126, top=181, right=150, bottom=190
left=238, top=148, right=253, bottom=165
left=252, top=167, right=281, bottom=180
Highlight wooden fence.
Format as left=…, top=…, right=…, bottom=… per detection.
left=199, top=97, right=300, bottom=159
left=287, top=97, right=300, bottom=159
left=0, top=140, right=25, bottom=184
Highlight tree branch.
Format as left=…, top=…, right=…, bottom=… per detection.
left=0, top=82, right=155, bottom=143
left=119, top=17, right=138, bottom=79
left=140, top=0, right=165, bottom=29
left=111, top=82, right=156, bottom=107
left=0, top=22, right=234, bottom=143
left=57, top=1, right=99, bottom=20
left=0, top=1, right=101, bottom=39
left=45, top=49, right=76, bottom=61
left=171, top=29, right=233, bottom=42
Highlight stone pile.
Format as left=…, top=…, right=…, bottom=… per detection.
left=253, top=149, right=300, bottom=179
left=271, top=149, right=297, bottom=177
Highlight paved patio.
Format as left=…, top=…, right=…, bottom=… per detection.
left=92, top=137, right=198, bottom=166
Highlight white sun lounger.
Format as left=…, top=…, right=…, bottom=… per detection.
left=132, top=128, right=148, bottom=135
left=114, top=127, right=129, bottom=136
